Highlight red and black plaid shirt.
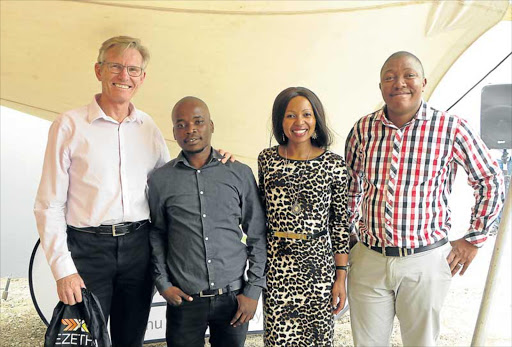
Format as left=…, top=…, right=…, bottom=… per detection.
left=345, top=101, right=504, bottom=248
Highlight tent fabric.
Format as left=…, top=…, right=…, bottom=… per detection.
left=1, top=0, right=509, bottom=168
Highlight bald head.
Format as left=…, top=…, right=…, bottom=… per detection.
left=381, top=51, right=424, bottom=79
left=379, top=51, right=427, bottom=127
left=171, top=96, right=214, bottom=157
left=172, top=96, right=210, bottom=122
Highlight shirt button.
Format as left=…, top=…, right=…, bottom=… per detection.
left=211, top=282, right=215, bottom=286
left=386, top=221, right=391, bottom=225
left=202, top=214, right=206, bottom=218
left=208, top=259, right=211, bottom=263
left=197, top=170, right=201, bottom=173
left=200, top=191, right=204, bottom=195
left=205, top=237, right=209, bottom=241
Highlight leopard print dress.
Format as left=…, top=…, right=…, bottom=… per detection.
left=258, top=146, right=349, bottom=347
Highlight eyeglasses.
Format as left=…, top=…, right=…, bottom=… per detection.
left=99, top=62, right=144, bottom=77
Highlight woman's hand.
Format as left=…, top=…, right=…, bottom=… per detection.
left=332, top=271, right=347, bottom=315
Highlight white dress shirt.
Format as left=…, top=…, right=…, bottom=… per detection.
left=34, top=95, right=170, bottom=280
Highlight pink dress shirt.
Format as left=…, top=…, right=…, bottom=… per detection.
left=34, top=95, right=170, bottom=280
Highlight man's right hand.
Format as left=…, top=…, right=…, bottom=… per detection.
left=56, top=273, right=86, bottom=305
left=162, top=286, right=193, bottom=306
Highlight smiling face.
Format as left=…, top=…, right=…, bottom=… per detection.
left=95, top=47, right=146, bottom=107
left=172, top=98, right=214, bottom=156
left=379, top=54, right=427, bottom=125
left=282, top=96, right=316, bottom=146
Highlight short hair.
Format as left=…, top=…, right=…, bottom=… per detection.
left=272, top=87, right=333, bottom=148
left=380, top=51, right=424, bottom=78
left=172, top=96, right=210, bottom=120
left=97, top=36, right=150, bottom=69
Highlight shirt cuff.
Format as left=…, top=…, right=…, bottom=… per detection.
left=464, top=232, right=488, bottom=248
left=52, top=255, right=78, bottom=281
left=242, top=283, right=263, bottom=301
left=155, top=277, right=173, bottom=294
left=465, top=237, right=486, bottom=248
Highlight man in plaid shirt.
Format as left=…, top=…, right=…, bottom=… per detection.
left=345, top=51, right=504, bottom=346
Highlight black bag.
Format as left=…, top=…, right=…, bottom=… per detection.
left=44, top=288, right=111, bottom=347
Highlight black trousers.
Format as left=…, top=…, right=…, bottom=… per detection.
left=67, top=223, right=153, bottom=347
left=166, top=291, right=248, bottom=347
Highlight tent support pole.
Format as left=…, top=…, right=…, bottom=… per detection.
left=471, top=185, right=511, bottom=346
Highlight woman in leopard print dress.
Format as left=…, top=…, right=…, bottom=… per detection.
left=258, top=87, right=350, bottom=346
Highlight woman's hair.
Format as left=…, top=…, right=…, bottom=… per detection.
left=272, top=87, right=333, bottom=148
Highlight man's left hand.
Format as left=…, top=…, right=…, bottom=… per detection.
left=230, top=294, right=258, bottom=327
left=447, top=238, right=478, bottom=276
left=217, top=149, right=236, bottom=164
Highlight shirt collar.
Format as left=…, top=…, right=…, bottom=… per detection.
left=376, top=100, right=430, bottom=126
left=87, top=94, right=143, bottom=124
left=173, top=148, right=222, bottom=168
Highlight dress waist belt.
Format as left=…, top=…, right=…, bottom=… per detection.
left=273, top=229, right=328, bottom=240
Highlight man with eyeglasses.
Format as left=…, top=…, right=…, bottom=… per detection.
left=34, top=35, right=164, bottom=346
left=34, top=36, right=233, bottom=346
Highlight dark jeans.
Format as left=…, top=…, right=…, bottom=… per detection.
left=67, top=223, right=153, bottom=347
left=166, top=291, right=248, bottom=347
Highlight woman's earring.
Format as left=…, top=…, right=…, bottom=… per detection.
left=282, top=133, right=286, bottom=142
left=312, top=131, right=318, bottom=140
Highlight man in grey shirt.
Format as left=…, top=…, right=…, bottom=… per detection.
left=148, top=96, right=267, bottom=347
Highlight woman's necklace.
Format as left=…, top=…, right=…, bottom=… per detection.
left=284, top=146, right=312, bottom=215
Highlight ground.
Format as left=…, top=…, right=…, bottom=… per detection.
left=1, top=237, right=510, bottom=346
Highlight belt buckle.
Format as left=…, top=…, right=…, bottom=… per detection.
left=199, top=288, right=223, bottom=298
left=398, top=247, right=414, bottom=257
left=112, top=223, right=126, bottom=237
left=275, top=232, right=308, bottom=240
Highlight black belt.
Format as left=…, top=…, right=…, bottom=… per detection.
left=194, top=279, right=243, bottom=298
left=273, top=229, right=328, bottom=240
left=68, top=220, right=149, bottom=237
left=362, top=238, right=448, bottom=257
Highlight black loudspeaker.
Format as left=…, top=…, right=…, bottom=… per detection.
left=481, top=84, right=512, bottom=149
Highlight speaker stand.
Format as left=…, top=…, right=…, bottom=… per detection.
left=500, top=149, right=511, bottom=189
left=490, top=149, right=511, bottom=236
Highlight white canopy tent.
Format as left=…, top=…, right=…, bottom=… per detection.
left=1, top=0, right=510, bottom=169
left=1, top=1, right=511, bottom=344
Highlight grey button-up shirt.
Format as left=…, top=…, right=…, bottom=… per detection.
left=148, top=149, right=267, bottom=300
